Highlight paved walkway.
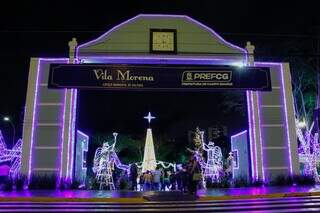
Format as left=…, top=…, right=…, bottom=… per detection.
left=0, top=185, right=319, bottom=199
left=1, top=196, right=320, bottom=212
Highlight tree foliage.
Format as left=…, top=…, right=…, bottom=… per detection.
left=289, top=57, right=317, bottom=127
left=87, top=132, right=143, bottom=177
left=219, top=91, right=246, bottom=117
left=276, top=37, right=319, bottom=128
left=153, top=132, right=188, bottom=164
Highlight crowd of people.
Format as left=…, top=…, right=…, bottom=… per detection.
left=129, top=155, right=202, bottom=194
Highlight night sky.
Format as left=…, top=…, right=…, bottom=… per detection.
left=0, top=1, right=319, bottom=144
left=78, top=90, right=247, bottom=142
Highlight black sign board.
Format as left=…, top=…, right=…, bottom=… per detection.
left=48, top=64, right=271, bottom=91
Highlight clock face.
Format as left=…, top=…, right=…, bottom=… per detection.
left=150, top=29, right=176, bottom=53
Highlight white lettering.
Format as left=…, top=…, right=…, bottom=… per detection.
left=117, top=70, right=154, bottom=81
left=93, top=69, right=104, bottom=80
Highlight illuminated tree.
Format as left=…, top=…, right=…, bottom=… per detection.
left=288, top=53, right=319, bottom=180
left=193, top=127, right=203, bottom=154
left=220, top=91, right=246, bottom=117
left=296, top=119, right=320, bottom=182
left=290, top=58, right=317, bottom=127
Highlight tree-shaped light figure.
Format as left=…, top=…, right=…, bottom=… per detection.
left=296, top=119, right=320, bottom=182
left=142, top=112, right=157, bottom=172
left=194, top=127, right=203, bottom=155
left=187, top=128, right=205, bottom=165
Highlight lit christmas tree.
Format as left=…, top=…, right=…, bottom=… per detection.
left=193, top=126, right=203, bottom=154
left=142, top=112, right=157, bottom=172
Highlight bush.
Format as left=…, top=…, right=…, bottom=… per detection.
left=205, top=177, right=218, bottom=188
left=268, top=174, right=316, bottom=186
left=293, top=175, right=315, bottom=186
left=14, top=175, right=27, bottom=191
left=59, top=179, right=69, bottom=190
left=58, top=178, right=82, bottom=190
left=233, top=176, right=250, bottom=188
left=1, top=177, right=13, bottom=191
left=87, top=177, right=100, bottom=190
left=28, top=174, right=57, bottom=190
left=250, top=179, right=264, bottom=187
left=202, top=173, right=317, bottom=189
left=269, top=175, right=293, bottom=186
left=219, top=176, right=231, bottom=188
left=206, top=176, right=230, bottom=188
left=70, top=180, right=81, bottom=189
left=119, top=178, right=129, bottom=190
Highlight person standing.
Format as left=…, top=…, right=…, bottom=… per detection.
left=143, top=170, right=152, bottom=191
left=160, top=169, right=165, bottom=191
left=152, top=166, right=161, bottom=190
left=225, top=152, right=234, bottom=179
left=129, top=163, right=138, bottom=191
left=176, top=167, right=183, bottom=191
left=169, top=170, right=177, bottom=190
left=180, top=164, right=188, bottom=193
left=138, top=172, right=145, bottom=191
left=187, top=155, right=201, bottom=194
left=162, top=170, right=170, bottom=191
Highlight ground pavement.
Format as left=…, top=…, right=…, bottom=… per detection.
left=1, top=186, right=320, bottom=212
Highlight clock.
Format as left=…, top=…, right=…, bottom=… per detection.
left=150, top=29, right=177, bottom=53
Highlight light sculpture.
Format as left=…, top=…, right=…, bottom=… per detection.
left=203, top=141, right=223, bottom=181
left=142, top=112, right=157, bottom=172
left=92, top=134, right=129, bottom=190
left=296, top=119, right=320, bottom=182
left=0, top=130, right=22, bottom=179
left=187, top=128, right=223, bottom=185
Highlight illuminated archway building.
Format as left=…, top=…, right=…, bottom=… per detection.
left=21, top=14, right=298, bottom=184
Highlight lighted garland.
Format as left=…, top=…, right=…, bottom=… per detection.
left=135, top=160, right=176, bottom=170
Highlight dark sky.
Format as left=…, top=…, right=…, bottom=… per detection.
left=0, top=0, right=319, bottom=142
left=78, top=90, right=247, bottom=141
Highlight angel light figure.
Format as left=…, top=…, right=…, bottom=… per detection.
left=93, top=142, right=116, bottom=190
left=203, top=141, right=223, bottom=181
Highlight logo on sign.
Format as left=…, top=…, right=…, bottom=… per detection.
left=182, top=71, right=232, bottom=82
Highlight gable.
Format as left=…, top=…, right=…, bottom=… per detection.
left=77, top=14, right=246, bottom=61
